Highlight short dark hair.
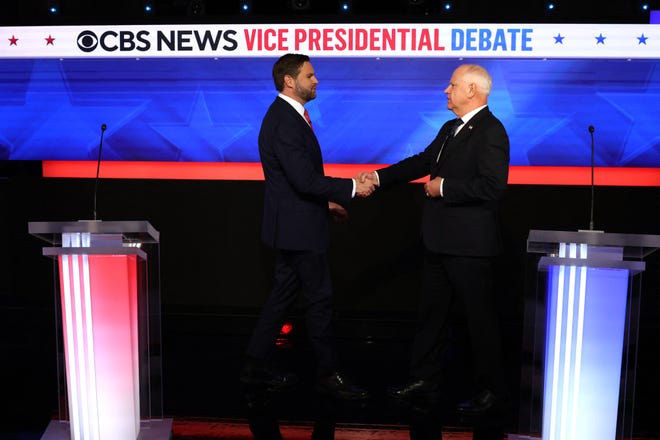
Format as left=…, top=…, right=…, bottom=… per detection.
left=272, top=53, right=310, bottom=92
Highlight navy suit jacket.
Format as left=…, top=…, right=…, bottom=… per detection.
left=259, top=97, right=353, bottom=251
left=377, top=106, right=510, bottom=257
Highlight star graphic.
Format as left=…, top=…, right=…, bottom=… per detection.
left=149, top=89, right=253, bottom=161
left=599, top=90, right=660, bottom=164
left=637, top=34, right=648, bottom=45
left=595, top=33, right=606, bottom=44
left=0, top=60, right=150, bottom=160
left=554, top=33, right=565, bottom=44
left=9, top=35, right=18, bottom=46
left=45, top=35, right=55, bottom=45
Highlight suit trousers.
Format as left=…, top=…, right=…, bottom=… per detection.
left=246, top=249, right=337, bottom=376
left=410, top=249, right=505, bottom=394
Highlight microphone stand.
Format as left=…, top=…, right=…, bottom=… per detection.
left=93, top=123, right=107, bottom=221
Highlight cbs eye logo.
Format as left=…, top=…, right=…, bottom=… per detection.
left=77, top=31, right=98, bottom=52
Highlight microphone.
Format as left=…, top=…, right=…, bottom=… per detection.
left=588, top=125, right=595, bottom=230
left=92, top=123, right=107, bottom=221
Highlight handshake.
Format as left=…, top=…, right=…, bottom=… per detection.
left=354, top=171, right=379, bottom=197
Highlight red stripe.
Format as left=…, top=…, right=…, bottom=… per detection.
left=41, top=161, right=660, bottom=186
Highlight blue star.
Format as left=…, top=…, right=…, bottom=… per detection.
left=0, top=60, right=148, bottom=160
left=149, top=89, right=252, bottom=161
left=595, top=33, right=606, bottom=44
left=638, top=34, right=648, bottom=45
left=599, top=90, right=660, bottom=164
left=554, top=33, right=565, bottom=44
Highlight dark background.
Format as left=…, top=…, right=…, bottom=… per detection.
left=1, top=0, right=658, bottom=25
left=1, top=0, right=660, bottom=437
left=1, top=160, right=659, bottom=437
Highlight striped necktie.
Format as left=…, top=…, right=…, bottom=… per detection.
left=304, top=109, right=313, bottom=130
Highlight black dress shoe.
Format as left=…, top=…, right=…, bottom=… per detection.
left=239, top=362, right=298, bottom=391
left=386, top=379, right=440, bottom=400
left=316, top=371, right=370, bottom=401
left=456, top=389, right=505, bottom=416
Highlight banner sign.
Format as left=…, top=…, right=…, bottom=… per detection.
left=1, top=23, right=658, bottom=59
left=2, top=23, right=659, bottom=184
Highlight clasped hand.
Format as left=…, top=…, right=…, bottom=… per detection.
left=354, top=171, right=378, bottom=197
left=424, top=176, right=442, bottom=198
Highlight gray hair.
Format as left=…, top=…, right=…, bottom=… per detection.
left=462, top=64, right=492, bottom=96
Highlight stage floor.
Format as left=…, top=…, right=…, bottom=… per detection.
left=3, top=307, right=660, bottom=439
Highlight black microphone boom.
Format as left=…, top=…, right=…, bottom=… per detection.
left=93, top=123, right=107, bottom=221
left=588, top=125, right=595, bottom=230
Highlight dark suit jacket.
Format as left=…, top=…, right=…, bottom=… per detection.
left=259, top=96, right=353, bottom=251
left=377, top=106, right=510, bottom=257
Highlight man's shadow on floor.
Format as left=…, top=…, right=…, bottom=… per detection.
left=243, top=383, right=369, bottom=440
left=389, top=394, right=506, bottom=440
left=243, top=383, right=505, bottom=440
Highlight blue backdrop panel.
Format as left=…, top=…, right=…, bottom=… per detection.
left=1, top=57, right=658, bottom=167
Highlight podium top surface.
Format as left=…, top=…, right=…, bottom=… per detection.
left=527, top=229, right=660, bottom=258
left=28, top=220, right=160, bottom=245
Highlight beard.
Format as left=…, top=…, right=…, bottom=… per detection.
left=295, top=83, right=316, bottom=103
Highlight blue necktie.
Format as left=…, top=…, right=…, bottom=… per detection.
left=451, top=118, right=464, bottom=136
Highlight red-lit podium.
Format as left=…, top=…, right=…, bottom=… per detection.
left=28, top=220, right=172, bottom=440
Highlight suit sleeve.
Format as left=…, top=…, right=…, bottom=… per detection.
left=376, top=130, right=445, bottom=188
left=266, top=115, right=353, bottom=206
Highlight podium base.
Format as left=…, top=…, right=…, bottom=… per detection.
left=41, top=418, right=173, bottom=440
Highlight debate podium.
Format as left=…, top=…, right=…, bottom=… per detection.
left=28, top=220, right=172, bottom=440
left=514, top=230, right=660, bottom=440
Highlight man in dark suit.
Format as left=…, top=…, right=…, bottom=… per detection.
left=360, top=64, right=510, bottom=417
left=240, top=53, right=374, bottom=401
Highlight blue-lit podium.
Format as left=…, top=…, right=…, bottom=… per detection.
left=515, top=230, right=660, bottom=440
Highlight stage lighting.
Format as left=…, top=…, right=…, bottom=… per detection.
left=404, top=0, right=432, bottom=13
left=143, top=1, right=154, bottom=14
left=47, top=0, right=60, bottom=15
left=240, top=0, right=251, bottom=13
left=442, top=2, right=453, bottom=12
left=640, top=2, right=649, bottom=11
left=288, top=0, right=311, bottom=11
left=340, top=2, right=351, bottom=12
left=187, top=0, right=206, bottom=16
left=276, top=321, right=295, bottom=349
left=545, top=1, right=556, bottom=12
